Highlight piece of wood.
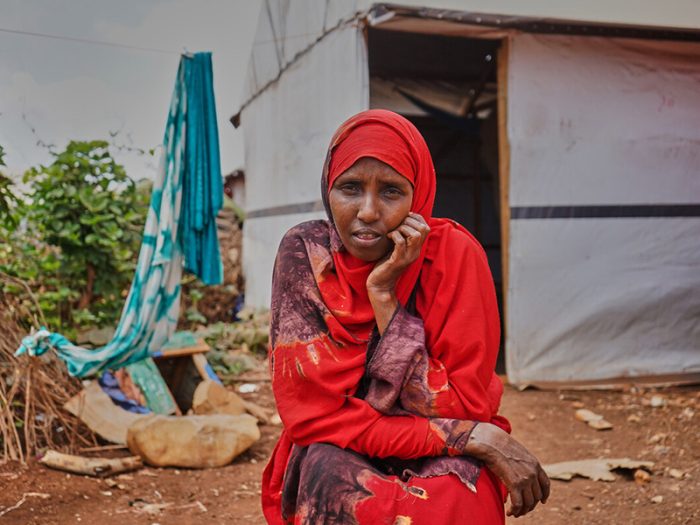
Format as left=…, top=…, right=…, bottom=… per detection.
left=152, top=339, right=210, bottom=359
left=64, top=381, right=148, bottom=445
left=39, top=449, right=143, bottom=477
left=497, top=36, right=511, bottom=342
left=192, top=353, right=216, bottom=381
left=79, top=444, right=128, bottom=453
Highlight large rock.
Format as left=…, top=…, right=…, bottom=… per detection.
left=126, top=414, right=260, bottom=468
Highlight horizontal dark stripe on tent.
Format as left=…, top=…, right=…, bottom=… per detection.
left=247, top=200, right=325, bottom=219
left=510, top=204, right=700, bottom=219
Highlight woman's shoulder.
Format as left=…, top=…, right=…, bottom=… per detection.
left=428, top=218, right=488, bottom=260
left=279, top=220, right=331, bottom=250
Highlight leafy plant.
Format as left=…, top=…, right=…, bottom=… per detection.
left=1, top=141, right=149, bottom=335
left=0, top=146, right=22, bottom=230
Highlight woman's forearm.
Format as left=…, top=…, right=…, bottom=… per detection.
left=367, top=287, right=399, bottom=334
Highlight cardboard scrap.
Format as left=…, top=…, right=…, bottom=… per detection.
left=124, top=357, right=179, bottom=415
left=64, top=381, right=148, bottom=445
left=544, top=458, right=654, bottom=482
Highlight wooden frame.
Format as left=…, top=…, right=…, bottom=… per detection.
left=497, top=36, right=511, bottom=353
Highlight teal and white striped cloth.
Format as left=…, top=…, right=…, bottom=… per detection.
left=16, top=52, right=223, bottom=377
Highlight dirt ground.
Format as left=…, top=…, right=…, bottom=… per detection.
left=1, top=375, right=698, bottom=525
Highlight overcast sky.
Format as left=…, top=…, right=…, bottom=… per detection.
left=0, top=0, right=261, bottom=180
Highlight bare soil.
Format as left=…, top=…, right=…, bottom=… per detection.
left=1, top=377, right=698, bottom=524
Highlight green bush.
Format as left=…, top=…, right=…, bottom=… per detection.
left=0, top=141, right=149, bottom=336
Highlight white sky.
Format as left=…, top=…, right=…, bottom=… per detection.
left=2, top=0, right=698, bottom=184
left=0, top=0, right=262, bottom=181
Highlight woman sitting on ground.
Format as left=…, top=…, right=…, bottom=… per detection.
left=262, top=109, right=549, bottom=524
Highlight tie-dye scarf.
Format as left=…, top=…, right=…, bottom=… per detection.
left=16, top=52, right=222, bottom=377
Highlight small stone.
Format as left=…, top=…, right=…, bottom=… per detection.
left=571, top=401, right=585, bottom=408
left=627, top=414, right=641, bottom=423
left=650, top=495, right=663, bottom=504
left=588, top=419, right=613, bottom=430
left=648, top=433, right=666, bottom=444
left=575, top=409, right=612, bottom=430
left=104, top=479, right=118, bottom=488
left=100, top=491, right=112, bottom=497
left=527, top=413, right=536, bottom=421
left=668, top=468, right=684, bottom=479
left=650, top=395, right=666, bottom=408
left=238, top=383, right=259, bottom=394
left=270, top=413, right=282, bottom=426
left=634, top=469, right=651, bottom=485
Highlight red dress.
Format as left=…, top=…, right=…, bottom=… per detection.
left=262, top=110, right=510, bottom=524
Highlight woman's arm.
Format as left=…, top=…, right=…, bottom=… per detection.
left=366, top=212, right=429, bottom=334
left=364, top=217, right=550, bottom=517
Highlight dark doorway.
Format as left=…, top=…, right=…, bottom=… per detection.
left=368, top=28, right=505, bottom=372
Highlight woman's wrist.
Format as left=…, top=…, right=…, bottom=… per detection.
left=367, top=285, right=397, bottom=305
left=463, top=422, right=502, bottom=461
left=367, top=286, right=398, bottom=334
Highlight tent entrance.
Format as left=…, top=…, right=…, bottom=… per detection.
left=368, top=29, right=506, bottom=371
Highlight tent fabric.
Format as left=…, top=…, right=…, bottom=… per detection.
left=241, top=23, right=369, bottom=307
left=504, top=34, right=700, bottom=384
left=16, top=52, right=223, bottom=377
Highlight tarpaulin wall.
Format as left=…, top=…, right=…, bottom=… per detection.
left=240, top=8, right=369, bottom=307
left=505, top=34, right=700, bottom=384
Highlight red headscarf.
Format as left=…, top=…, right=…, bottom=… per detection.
left=320, top=110, right=438, bottom=339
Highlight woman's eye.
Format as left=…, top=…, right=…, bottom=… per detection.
left=383, top=186, right=403, bottom=198
left=340, top=183, right=360, bottom=194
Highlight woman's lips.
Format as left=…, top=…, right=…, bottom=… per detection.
left=352, top=230, right=382, bottom=248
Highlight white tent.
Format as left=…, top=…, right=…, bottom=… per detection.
left=234, top=1, right=700, bottom=387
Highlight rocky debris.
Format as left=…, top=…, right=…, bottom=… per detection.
left=192, top=380, right=271, bottom=424
left=575, top=408, right=613, bottom=430
left=192, top=380, right=247, bottom=416
left=126, top=414, right=260, bottom=468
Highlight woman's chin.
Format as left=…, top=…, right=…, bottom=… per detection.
left=346, top=242, right=390, bottom=262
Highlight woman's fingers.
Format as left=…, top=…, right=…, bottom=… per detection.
left=522, top=484, right=537, bottom=516
left=506, top=488, right=523, bottom=517
left=387, top=230, right=407, bottom=262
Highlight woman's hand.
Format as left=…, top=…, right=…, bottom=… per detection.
left=466, top=423, right=550, bottom=518
left=366, top=213, right=430, bottom=333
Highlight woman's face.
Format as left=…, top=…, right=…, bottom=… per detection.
left=329, top=157, right=414, bottom=262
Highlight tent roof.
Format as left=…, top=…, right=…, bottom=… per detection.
left=232, top=1, right=700, bottom=126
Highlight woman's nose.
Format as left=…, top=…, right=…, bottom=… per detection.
left=356, top=193, right=380, bottom=223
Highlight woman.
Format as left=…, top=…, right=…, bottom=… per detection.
left=263, top=110, right=549, bottom=524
